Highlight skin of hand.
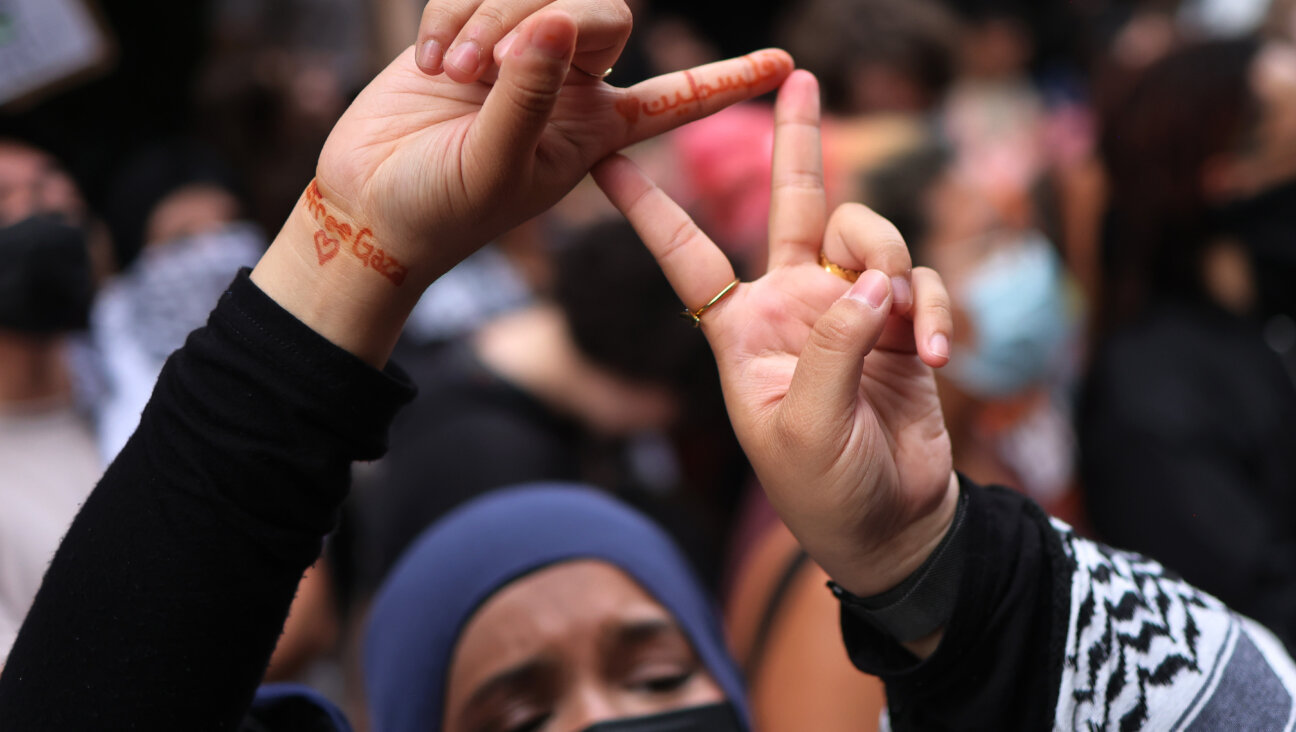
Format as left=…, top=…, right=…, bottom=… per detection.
left=415, top=0, right=630, bottom=82
left=593, top=71, right=961, bottom=632
left=250, top=2, right=792, bottom=366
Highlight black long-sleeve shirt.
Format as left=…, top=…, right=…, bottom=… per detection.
left=0, top=271, right=413, bottom=729
left=3, top=274, right=1295, bottom=731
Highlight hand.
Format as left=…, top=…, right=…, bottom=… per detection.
left=414, top=0, right=629, bottom=82
left=252, top=6, right=791, bottom=365
left=317, top=13, right=790, bottom=285
left=594, top=71, right=959, bottom=599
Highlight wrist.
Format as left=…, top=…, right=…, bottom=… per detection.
left=830, top=480, right=968, bottom=648
left=831, top=471, right=961, bottom=598
left=250, top=187, right=424, bottom=367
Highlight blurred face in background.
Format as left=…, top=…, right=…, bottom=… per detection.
left=1237, top=41, right=1296, bottom=192
left=0, top=142, right=86, bottom=226
left=144, top=183, right=241, bottom=247
left=0, top=143, right=105, bottom=338
left=443, top=561, right=725, bottom=732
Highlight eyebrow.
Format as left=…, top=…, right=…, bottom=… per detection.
left=605, top=618, right=683, bottom=649
left=462, top=656, right=558, bottom=716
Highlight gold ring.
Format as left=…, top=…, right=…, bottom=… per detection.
left=572, top=64, right=613, bottom=80
left=819, top=250, right=862, bottom=282
left=680, top=278, right=740, bottom=327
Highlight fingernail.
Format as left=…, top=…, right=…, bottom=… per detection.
left=848, top=270, right=891, bottom=310
left=929, top=333, right=950, bottom=359
left=417, top=39, right=444, bottom=72
left=497, top=32, right=517, bottom=60
left=532, top=18, right=571, bottom=58
left=891, top=276, right=912, bottom=307
left=446, top=41, right=480, bottom=76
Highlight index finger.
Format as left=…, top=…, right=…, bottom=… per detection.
left=611, top=49, right=793, bottom=148
left=592, top=154, right=737, bottom=319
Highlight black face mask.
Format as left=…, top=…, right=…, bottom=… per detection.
left=0, top=215, right=94, bottom=335
left=581, top=702, right=745, bottom=732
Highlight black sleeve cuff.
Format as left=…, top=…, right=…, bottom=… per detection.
left=139, top=268, right=418, bottom=558
left=209, top=268, right=416, bottom=457
left=833, top=476, right=1071, bottom=730
left=830, top=486, right=969, bottom=643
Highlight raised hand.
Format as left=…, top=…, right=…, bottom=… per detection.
left=593, top=71, right=959, bottom=600
left=252, top=3, right=791, bottom=365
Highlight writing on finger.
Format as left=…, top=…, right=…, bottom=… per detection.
left=615, top=51, right=791, bottom=124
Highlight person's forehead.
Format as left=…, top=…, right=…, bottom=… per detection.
left=0, top=143, right=53, bottom=183
left=449, top=560, right=678, bottom=687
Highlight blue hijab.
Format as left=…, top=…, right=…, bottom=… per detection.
left=363, top=484, right=750, bottom=732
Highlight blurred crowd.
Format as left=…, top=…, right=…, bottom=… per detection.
left=2, top=0, right=1294, bottom=728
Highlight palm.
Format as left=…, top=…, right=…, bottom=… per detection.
left=712, top=263, right=951, bottom=532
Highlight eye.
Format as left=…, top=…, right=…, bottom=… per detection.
left=477, top=702, right=551, bottom=732
left=503, top=714, right=550, bottom=732
left=628, top=668, right=696, bottom=694
left=486, top=708, right=550, bottom=732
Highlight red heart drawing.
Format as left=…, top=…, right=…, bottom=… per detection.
left=615, top=97, right=640, bottom=126
left=314, top=231, right=340, bottom=265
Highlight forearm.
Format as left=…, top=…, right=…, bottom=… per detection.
left=0, top=272, right=414, bottom=729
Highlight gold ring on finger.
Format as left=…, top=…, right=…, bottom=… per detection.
left=680, top=278, right=740, bottom=327
left=819, top=250, right=862, bottom=282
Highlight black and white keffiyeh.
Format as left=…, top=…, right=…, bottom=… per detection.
left=1053, top=520, right=1296, bottom=731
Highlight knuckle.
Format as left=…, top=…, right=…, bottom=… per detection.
left=420, top=3, right=458, bottom=31
left=810, top=311, right=858, bottom=352
left=658, top=218, right=702, bottom=261
left=774, top=168, right=824, bottom=191
left=508, top=81, right=561, bottom=117
left=467, top=4, right=511, bottom=39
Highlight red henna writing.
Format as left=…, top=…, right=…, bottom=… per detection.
left=640, top=52, right=787, bottom=118
left=302, top=181, right=408, bottom=286
left=614, top=96, right=641, bottom=125
left=313, top=231, right=340, bottom=265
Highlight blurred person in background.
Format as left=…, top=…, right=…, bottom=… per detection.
left=92, top=141, right=264, bottom=462
left=6, top=1, right=1296, bottom=724
left=723, top=491, right=886, bottom=732
left=780, top=0, right=959, bottom=117
left=0, top=139, right=105, bottom=663
left=194, top=0, right=369, bottom=240
left=354, top=218, right=739, bottom=604
left=1081, top=36, right=1296, bottom=650
left=864, top=146, right=1085, bottom=524
left=0, top=1, right=212, bottom=251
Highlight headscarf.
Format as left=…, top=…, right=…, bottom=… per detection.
left=363, top=484, right=750, bottom=732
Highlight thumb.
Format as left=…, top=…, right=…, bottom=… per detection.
left=781, top=270, right=893, bottom=435
left=471, top=12, right=576, bottom=170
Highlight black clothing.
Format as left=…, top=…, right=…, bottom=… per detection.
left=355, top=339, right=582, bottom=593
left=0, top=271, right=413, bottom=730
left=841, top=481, right=1069, bottom=730
left=1080, top=300, right=1296, bottom=650
left=5, top=273, right=1293, bottom=731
